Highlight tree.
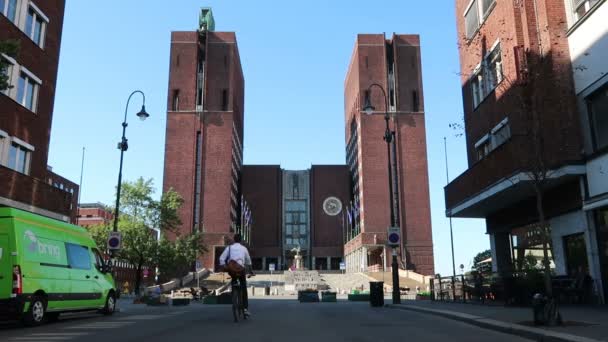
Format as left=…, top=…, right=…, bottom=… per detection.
left=472, top=249, right=492, bottom=274
left=84, top=177, right=204, bottom=296
left=0, top=40, right=19, bottom=91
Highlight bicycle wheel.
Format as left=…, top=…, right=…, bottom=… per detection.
left=232, top=286, right=240, bottom=323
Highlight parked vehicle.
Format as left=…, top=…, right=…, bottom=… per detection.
left=0, top=208, right=117, bottom=325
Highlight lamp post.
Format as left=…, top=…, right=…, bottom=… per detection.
left=111, top=90, right=149, bottom=258
left=363, top=83, right=400, bottom=304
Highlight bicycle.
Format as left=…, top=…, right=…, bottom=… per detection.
left=231, top=273, right=254, bottom=323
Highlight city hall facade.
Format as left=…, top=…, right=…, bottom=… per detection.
left=163, top=9, right=434, bottom=275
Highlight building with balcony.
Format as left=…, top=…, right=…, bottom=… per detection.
left=1, top=0, right=78, bottom=222
left=446, top=0, right=606, bottom=301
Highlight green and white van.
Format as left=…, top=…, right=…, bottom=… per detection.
left=0, top=208, right=117, bottom=325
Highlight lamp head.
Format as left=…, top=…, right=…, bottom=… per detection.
left=136, top=105, right=150, bottom=121
left=363, top=95, right=375, bottom=115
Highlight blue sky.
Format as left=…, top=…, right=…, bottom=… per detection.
left=49, top=0, right=488, bottom=276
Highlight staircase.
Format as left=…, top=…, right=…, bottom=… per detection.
left=319, top=273, right=373, bottom=293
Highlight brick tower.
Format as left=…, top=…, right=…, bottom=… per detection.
left=344, top=34, right=434, bottom=275
left=163, top=8, right=244, bottom=269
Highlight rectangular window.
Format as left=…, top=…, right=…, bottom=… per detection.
left=471, top=42, right=502, bottom=109
left=475, top=135, right=490, bottom=161
left=221, top=89, right=228, bottom=111
left=7, top=141, right=30, bottom=174
left=480, top=0, right=496, bottom=18
left=66, top=243, right=91, bottom=270
left=491, top=121, right=511, bottom=148
left=0, top=135, right=5, bottom=164
left=1, top=57, right=13, bottom=95
left=465, top=0, right=480, bottom=39
left=588, top=86, right=608, bottom=150
left=573, top=0, right=600, bottom=21
left=471, top=69, right=484, bottom=108
left=3, top=0, right=18, bottom=24
left=16, top=71, right=39, bottom=112
left=172, top=89, right=180, bottom=111
left=25, top=4, right=48, bottom=47
left=412, top=90, right=419, bottom=112
left=486, top=44, right=503, bottom=91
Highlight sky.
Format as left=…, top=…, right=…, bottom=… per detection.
left=49, top=0, right=488, bottom=276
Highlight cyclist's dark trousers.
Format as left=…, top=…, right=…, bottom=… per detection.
left=238, top=274, right=249, bottom=309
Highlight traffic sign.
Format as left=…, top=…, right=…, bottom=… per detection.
left=339, top=262, right=346, bottom=270
left=196, top=260, right=202, bottom=271
left=269, top=263, right=276, bottom=272
left=107, top=232, right=122, bottom=251
left=387, top=226, right=400, bottom=247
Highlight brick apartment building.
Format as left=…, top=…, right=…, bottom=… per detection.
left=445, top=0, right=607, bottom=301
left=1, top=0, right=78, bottom=222
left=163, top=9, right=434, bottom=274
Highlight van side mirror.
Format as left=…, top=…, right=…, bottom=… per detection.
left=102, top=264, right=112, bottom=274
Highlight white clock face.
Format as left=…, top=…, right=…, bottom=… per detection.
left=323, top=197, right=342, bottom=216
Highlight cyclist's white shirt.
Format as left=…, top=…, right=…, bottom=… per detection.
left=219, top=243, right=252, bottom=267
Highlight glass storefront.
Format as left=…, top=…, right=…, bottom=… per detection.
left=595, top=208, right=608, bottom=300
left=510, top=225, right=554, bottom=271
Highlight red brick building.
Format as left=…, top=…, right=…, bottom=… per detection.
left=163, top=10, right=434, bottom=274
left=1, top=0, right=78, bottom=222
left=343, top=34, right=434, bottom=275
left=76, top=202, right=113, bottom=228
left=444, top=0, right=599, bottom=293
left=162, top=8, right=244, bottom=269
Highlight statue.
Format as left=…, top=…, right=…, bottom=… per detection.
left=198, top=7, right=215, bottom=33
left=291, top=246, right=303, bottom=270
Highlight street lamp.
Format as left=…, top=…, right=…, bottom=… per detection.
left=362, top=83, right=401, bottom=304
left=111, top=90, right=149, bottom=257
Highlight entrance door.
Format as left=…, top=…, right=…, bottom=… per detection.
left=595, top=208, right=608, bottom=300
left=0, top=235, right=10, bottom=298
left=563, top=233, right=589, bottom=276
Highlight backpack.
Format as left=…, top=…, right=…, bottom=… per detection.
left=224, top=246, right=245, bottom=277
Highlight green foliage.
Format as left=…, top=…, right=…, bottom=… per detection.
left=84, top=177, right=206, bottom=293
left=472, top=249, right=492, bottom=275
left=0, top=40, right=19, bottom=92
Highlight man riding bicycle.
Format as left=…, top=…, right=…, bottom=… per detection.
left=218, top=233, right=253, bottom=317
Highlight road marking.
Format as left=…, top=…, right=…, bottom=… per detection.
left=63, top=321, right=135, bottom=329
left=125, top=314, right=165, bottom=320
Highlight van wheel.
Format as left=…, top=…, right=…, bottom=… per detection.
left=103, top=293, right=116, bottom=315
left=23, top=296, right=46, bottom=326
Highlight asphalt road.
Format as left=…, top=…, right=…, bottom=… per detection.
left=0, top=298, right=532, bottom=342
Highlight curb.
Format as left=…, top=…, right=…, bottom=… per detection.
left=388, top=304, right=604, bottom=342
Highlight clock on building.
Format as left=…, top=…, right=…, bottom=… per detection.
left=323, top=197, right=342, bottom=216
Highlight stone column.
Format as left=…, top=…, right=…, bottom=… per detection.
left=262, top=257, right=267, bottom=271
left=327, top=256, right=331, bottom=270
left=312, top=256, right=316, bottom=270
left=490, top=232, right=513, bottom=274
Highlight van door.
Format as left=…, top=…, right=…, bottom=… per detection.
left=0, top=235, right=11, bottom=299
left=90, top=248, right=108, bottom=306
left=65, top=243, right=100, bottom=308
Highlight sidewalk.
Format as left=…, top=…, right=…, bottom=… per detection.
left=390, top=300, right=608, bottom=342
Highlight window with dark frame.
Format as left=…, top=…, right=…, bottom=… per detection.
left=221, top=89, right=228, bottom=111
left=172, top=89, right=180, bottom=111
left=573, top=0, right=600, bottom=21
left=588, top=85, right=608, bottom=151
